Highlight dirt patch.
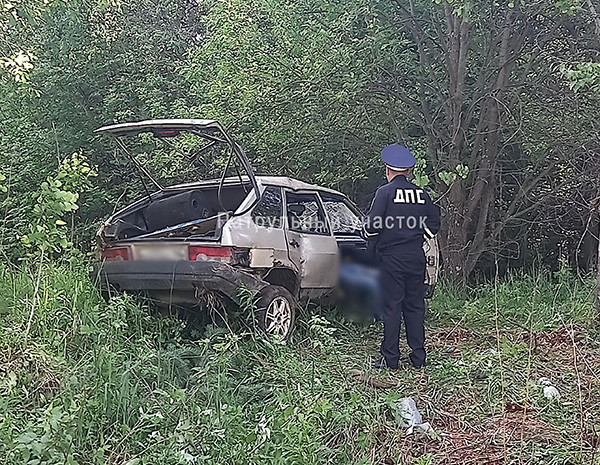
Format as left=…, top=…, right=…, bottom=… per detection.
left=528, top=326, right=587, bottom=356
left=353, top=324, right=600, bottom=464
left=439, top=412, right=560, bottom=463
left=371, top=412, right=561, bottom=465
left=430, top=325, right=589, bottom=352
left=428, top=328, right=486, bottom=349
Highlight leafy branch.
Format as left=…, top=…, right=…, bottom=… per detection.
left=22, top=152, right=97, bottom=258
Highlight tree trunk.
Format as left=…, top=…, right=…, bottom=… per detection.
left=596, top=221, right=600, bottom=314
left=593, top=195, right=600, bottom=314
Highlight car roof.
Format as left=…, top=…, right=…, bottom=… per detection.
left=162, top=176, right=346, bottom=197
left=257, top=176, right=344, bottom=195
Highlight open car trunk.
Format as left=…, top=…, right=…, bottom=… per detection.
left=100, top=180, right=253, bottom=245
left=95, top=119, right=260, bottom=247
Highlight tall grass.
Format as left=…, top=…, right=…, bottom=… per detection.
left=431, top=269, right=596, bottom=331
left=0, top=263, right=597, bottom=464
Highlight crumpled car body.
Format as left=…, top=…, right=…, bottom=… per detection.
left=93, top=119, right=439, bottom=338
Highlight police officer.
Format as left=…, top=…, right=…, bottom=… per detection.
left=364, top=144, right=440, bottom=369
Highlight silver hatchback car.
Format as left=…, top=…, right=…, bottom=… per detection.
left=93, top=119, right=439, bottom=339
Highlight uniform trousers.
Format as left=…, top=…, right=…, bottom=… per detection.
left=379, top=246, right=427, bottom=368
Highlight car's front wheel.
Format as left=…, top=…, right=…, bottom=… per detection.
left=255, top=285, right=296, bottom=340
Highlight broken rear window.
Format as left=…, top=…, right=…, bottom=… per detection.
left=252, top=186, right=283, bottom=228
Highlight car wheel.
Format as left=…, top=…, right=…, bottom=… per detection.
left=255, top=285, right=296, bottom=340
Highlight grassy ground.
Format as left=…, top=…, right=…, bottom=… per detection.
left=0, top=263, right=599, bottom=464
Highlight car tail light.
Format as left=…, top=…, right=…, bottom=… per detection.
left=101, top=247, right=130, bottom=261
left=188, top=246, right=231, bottom=262
left=153, top=129, right=180, bottom=138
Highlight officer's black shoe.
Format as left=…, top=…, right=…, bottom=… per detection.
left=410, top=360, right=426, bottom=369
left=371, top=358, right=398, bottom=370
left=409, top=353, right=426, bottom=370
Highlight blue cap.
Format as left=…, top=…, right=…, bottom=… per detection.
left=381, top=144, right=416, bottom=169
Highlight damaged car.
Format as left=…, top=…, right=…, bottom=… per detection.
left=93, top=119, right=439, bottom=339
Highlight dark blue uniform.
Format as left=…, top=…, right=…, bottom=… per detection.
left=364, top=174, right=440, bottom=368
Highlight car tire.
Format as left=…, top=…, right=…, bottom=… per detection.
left=255, top=285, right=296, bottom=340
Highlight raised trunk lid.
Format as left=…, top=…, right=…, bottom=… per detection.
left=94, top=118, right=260, bottom=212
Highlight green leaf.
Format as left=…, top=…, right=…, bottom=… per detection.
left=413, top=172, right=430, bottom=188
left=456, top=164, right=469, bottom=179
left=438, top=171, right=457, bottom=186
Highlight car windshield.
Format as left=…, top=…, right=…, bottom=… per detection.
left=321, top=196, right=363, bottom=236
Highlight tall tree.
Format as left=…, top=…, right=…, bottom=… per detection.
left=373, top=0, right=600, bottom=280
left=0, top=0, right=203, bottom=253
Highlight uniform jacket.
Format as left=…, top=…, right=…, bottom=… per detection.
left=364, top=175, right=440, bottom=258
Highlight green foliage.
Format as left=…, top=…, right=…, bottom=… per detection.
left=22, top=152, right=96, bottom=257
left=413, top=454, right=434, bottom=465
left=237, top=285, right=258, bottom=313
left=455, top=164, right=469, bottom=179
left=12, top=405, right=81, bottom=465
left=431, top=270, right=595, bottom=330
left=554, top=0, right=582, bottom=15
left=1, top=51, right=36, bottom=83
left=438, top=170, right=457, bottom=186
left=0, top=172, right=7, bottom=193
left=183, top=0, right=412, bottom=196
left=1, top=0, right=598, bottom=277
left=308, top=314, right=338, bottom=350
left=437, top=164, right=469, bottom=188
left=411, top=158, right=430, bottom=188
left=561, top=62, right=600, bottom=93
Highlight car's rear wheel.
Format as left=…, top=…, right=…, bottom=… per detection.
left=255, top=285, right=295, bottom=340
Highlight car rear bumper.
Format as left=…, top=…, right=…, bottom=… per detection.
left=92, top=260, right=267, bottom=304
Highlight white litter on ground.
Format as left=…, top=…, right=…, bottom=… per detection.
left=538, top=377, right=561, bottom=400
left=395, top=397, right=433, bottom=434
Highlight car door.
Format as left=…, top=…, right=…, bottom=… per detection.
left=283, top=190, right=339, bottom=289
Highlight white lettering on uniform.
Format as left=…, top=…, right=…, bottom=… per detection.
left=394, top=188, right=426, bottom=204
left=406, top=216, right=416, bottom=229
left=394, top=189, right=405, bottom=203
